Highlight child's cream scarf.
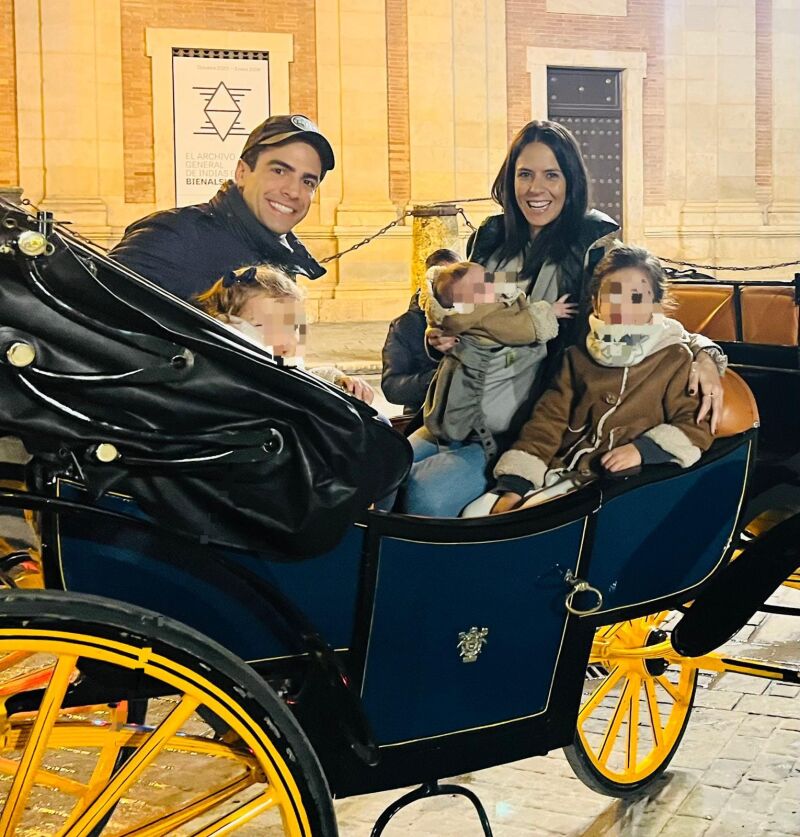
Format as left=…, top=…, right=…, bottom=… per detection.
left=586, top=314, right=686, bottom=367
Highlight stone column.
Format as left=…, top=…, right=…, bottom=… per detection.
left=769, top=0, right=800, bottom=225
left=314, top=0, right=409, bottom=321
left=14, top=0, right=125, bottom=242
left=679, top=0, right=762, bottom=233
left=407, top=0, right=506, bottom=245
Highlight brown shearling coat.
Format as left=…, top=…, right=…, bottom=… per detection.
left=495, top=342, right=713, bottom=487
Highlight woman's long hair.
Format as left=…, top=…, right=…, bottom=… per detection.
left=491, top=120, right=589, bottom=289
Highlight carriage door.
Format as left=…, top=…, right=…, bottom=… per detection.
left=547, top=68, right=623, bottom=228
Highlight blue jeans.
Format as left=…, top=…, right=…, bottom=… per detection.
left=402, top=429, right=489, bottom=517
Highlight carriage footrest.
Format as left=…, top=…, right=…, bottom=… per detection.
left=371, top=780, right=494, bottom=837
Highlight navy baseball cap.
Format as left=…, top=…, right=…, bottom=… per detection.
left=240, top=114, right=335, bottom=177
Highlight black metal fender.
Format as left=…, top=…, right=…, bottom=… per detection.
left=671, top=510, right=800, bottom=658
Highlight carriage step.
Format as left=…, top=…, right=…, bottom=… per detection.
left=371, top=780, right=493, bottom=837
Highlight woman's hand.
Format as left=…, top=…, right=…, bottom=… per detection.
left=601, top=444, right=642, bottom=473
left=551, top=294, right=578, bottom=319
left=340, top=375, right=375, bottom=405
left=426, top=326, right=459, bottom=354
left=689, top=351, right=724, bottom=434
left=490, top=492, right=523, bottom=514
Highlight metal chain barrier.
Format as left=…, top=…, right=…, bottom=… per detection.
left=318, top=209, right=415, bottom=264
left=11, top=194, right=800, bottom=273
left=658, top=256, right=800, bottom=272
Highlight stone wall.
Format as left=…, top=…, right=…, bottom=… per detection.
left=0, top=2, right=18, bottom=190
left=1, top=0, right=797, bottom=320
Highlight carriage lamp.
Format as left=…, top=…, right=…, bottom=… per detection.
left=17, top=230, right=48, bottom=257
left=93, top=443, right=120, bottom=463
left=5, top=341, right=36, bottom=368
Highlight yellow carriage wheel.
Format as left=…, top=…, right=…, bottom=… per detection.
left=0, top=589, right=337, bottom=836
left=563, top=612, right=697, bottom=796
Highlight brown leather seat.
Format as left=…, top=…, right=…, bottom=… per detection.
left=740, top=286, right=799, bottom=346
left=715, top=369, right=759, bottom=438
left=671, top=285, right=737, bottom=341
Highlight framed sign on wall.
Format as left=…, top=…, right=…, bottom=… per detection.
left=172, top=48, right=270, bottom=207
left=146, top=29, right=293, bottom=209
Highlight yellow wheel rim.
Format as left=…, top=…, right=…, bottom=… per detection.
left=0, top=628, right=314, bottom=836
left=575, top=612, right=697, bottom=787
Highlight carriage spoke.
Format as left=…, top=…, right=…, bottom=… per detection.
left=113, top=774, right=260, bottom=837
left=66, top=695, right=200, bottom=837
left=187, top=790, right=280, bottom=836
left=656, top=674, right=682, bottom=703
left=0, top=651, right=34, bottom=673
left=580, top=666, right=624, bottom=720
left=598, top=676, right=635, bottom=766
left=626, top=674, right=641, bottom=771
left=0, top=653, right=77, bottom=835
left=0, top=756, right=87, bottom=796
left=644, top=678, right=664, bottom=748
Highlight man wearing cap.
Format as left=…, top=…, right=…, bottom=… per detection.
left=111, top=114, right=336, bottom=300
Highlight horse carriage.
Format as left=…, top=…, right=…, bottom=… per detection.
left=0, top=198, right=798, bottom=836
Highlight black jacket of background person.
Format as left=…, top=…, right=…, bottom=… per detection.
left=110, top=180, right=326, bottom=299
left=381, top=291, right=439, bottom=415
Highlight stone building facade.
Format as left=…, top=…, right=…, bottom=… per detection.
left=1, top=0, right=798, bottom=321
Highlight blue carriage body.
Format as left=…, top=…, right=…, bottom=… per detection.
left=49, top=434, right=753, bottom=794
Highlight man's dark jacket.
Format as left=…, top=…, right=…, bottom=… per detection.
left=110, top=180, right=325, bottom=299
left=381, top=292, right=438, bottom=414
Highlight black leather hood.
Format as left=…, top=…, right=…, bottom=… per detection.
left=0, top=201, right=411, bottom=557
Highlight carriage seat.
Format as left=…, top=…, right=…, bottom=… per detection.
left=715, top=369, right=759, bottom=438
left=672, top=283, right=800, bottom=347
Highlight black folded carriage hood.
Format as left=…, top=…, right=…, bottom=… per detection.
left=0, top=200, right=411, bottom=557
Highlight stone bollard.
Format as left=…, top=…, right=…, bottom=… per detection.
left=410, top=204, right=460, bottom=294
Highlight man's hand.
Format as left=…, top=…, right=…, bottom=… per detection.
left=601, top=444, right=642, bottom=473
left=490, top=492, right=523, bottom=514
left=340, top=375, right=375, bottom=405
left=689, top=351, right=723, bottom=434
left=426, top=326, right=458, bottom=354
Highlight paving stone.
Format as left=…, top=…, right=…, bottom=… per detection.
left=745, top=752, right=795, bottom=783
left=671, top=732, right=730, bottom=770
left=725, top=778, right=778, bottom=814
left=731, top=625, right=755, bottom=642
left=592, top=803, right=672, bottom=836
left=700, top=758, right=749, bottom=789
left=763, top=798, right=800, bottom=835
left=768, top=682, right=800, bottom=698
left=738, top=694, right=800, bottom=719
left=719, top=734, right=767, bottom=760
left=694, top=689, right=743, bottom=710
left=649, top=769, right=703, bottom=811
left=781, top=718, right=800, bottom=731
left=713, top=672, right=771, bottom=695
left=764, top=727, right=800, bottom=759
left=676, top=785, right=731, bottom=820
left=737, top=714, right=781, bottom=738
left=703, top=808, right=775, bottom=836
left=656, top=815, right=711, bottom=836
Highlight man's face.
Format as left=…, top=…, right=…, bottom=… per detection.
left=596, top=267, right=658, bottom=326
left=234, top=141, right=322, bottom=235
left=238, top=294, right=307, bottom=359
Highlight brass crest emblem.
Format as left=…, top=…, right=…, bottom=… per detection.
left=457, top=627, right=488, bottom=663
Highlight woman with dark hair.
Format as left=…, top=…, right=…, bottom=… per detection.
left=404, top=120, right=725, bottom=517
